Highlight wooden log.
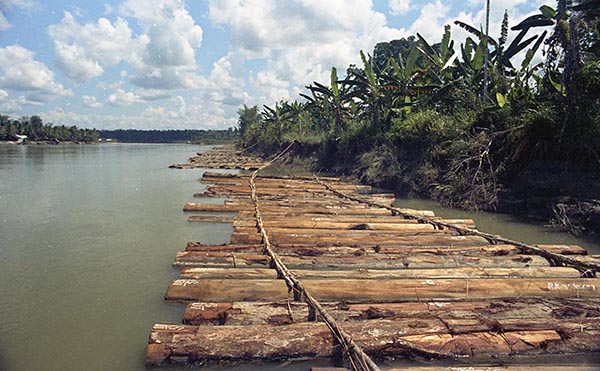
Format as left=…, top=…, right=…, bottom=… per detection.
left=146, top=317, right=600, bottom=365
left=179, top=266, right=581, bottom=281
left=188, top=215, right=235, bottom=223
left=183, top=203, right=240, bottom=212
left=197, top=191, right=394, bottom=202
left=164, top=277, right=600, bottom=302
left=386, top=367, right=600, bottom=371
left=184, top=202, right=436, bottom=217
left=205, top=185, right=370, bottom=197
left=236, top=210, right=440, bottom=224
left=202, top=171, right=341, bottom=182
left=224, top=199, right=379, bottom=209
left=184, top=242, right=587, bottom=256
left=375, top=244, right=587, bottom=256
left=195, top=192, right=394, bottom=206
left=182, top=298, right=600, bottom=325
left=216, top=180, right=372, bottom=191
left=232, top=225, right=455, bottom=238
left=173, top=251, right=552, bottom=269
left=233, top=220, right=441, bottom=231
left=229, top=212, right=475, bottom=230
left=184, top=202, right=417, bottom=216
left=173, top=252, right=271, bottom=268
left=230, top=231, right=490, bottom=246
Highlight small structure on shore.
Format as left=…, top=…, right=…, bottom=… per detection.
left=15, top=134, right=27, bottom=144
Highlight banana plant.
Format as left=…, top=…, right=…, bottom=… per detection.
left=415, top=25, right=458, bottom=85
left=302, top=66, right=351, bottom=135
left=261, top=102, right=294, bottom=142
left=455, top=10, right=543, bottom=73
left=340, top=50, right=388, bottom=130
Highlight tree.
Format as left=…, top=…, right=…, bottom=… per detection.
left=237, top=105, right=261, bottom=142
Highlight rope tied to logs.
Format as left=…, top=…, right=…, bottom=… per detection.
left=248, top=142, right=381, bottom=371
left=313, top=175, right=600, bottom=277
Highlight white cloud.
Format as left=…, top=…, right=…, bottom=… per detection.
left=135, top=88, right=171, bottom=101
left=0, top=45, right=72, bottom=101
left=0, top=0, right=37, bottom=30
left=0, top=94, right=45, bottom=114
left=119, top=0, right=203, bottom=89
left=389, top=0, right=412, bottom=16
left=407, top=0, right=451, bottom=42
left=47, top=1, right=204, bottom=90
left=0, top=11, right=9, bottom=30
left=255, top=70, right=292, bottom=103
left=48, top=12, right=137, bottom=82
left=107, top=89, right=142, bottom=106
left=208, top=0, right=404, bottom=104
left=82, top=95, right=102, bottom=108
left=103, top=3, right=114, bottom=15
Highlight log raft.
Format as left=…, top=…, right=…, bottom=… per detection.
left=149, top=149, right=600, bottom=369
left=170, top=148, right=267, bottom=170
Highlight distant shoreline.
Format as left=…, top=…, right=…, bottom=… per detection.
left=0, top=140, right=95, bottom=145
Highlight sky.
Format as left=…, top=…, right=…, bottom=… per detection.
left=0, top=0, right=548, bottom=130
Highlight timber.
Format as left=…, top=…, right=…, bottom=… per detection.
left=178, top=266, right=583, bottom=280
left=152, top=149, right=600, bottom=369
left=184, top=242, right=587, bottom=256
left=146, top=319, right=600, bottom=365
left=164, top=277, right=600, bottom=302
left=172, top=251, right=554, bottom=269
left=181, top=298, right=600, bottom=325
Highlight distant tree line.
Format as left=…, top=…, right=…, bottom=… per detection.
left=99, top=128, right=238, bottom=143
left=0, top=115, right=99, bottom=143
left=100, top=128, right=237, bottom=144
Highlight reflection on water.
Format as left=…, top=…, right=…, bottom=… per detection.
left=1, top=144, right=598, bottom=371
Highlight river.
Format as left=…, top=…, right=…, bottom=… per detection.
left=0, top=143, right=598, bottom=371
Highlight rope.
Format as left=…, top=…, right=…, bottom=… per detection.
left=313, top=175, right=600, bottom=276
left=247, top=142, right=381, bottom=371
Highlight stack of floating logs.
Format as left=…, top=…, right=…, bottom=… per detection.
left=169, top=148, right=266, bottom=170
left=149, top=150, right=600, bottom=369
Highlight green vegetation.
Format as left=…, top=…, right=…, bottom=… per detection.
left=99, top=128, right=237, bottom=144
left=0, top=115, right=100, bottom=143
left=238, top=1, right=600, bottom=233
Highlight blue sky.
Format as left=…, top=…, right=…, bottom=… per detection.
left=0, top=0, right=547, bottom=130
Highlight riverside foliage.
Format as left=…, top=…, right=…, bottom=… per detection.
left=0, top=115, right=100, bottom=143
left=238, top=1, right=600, bottom=211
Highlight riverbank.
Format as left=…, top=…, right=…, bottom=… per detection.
left=248, top=142, right=600, bottom=242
